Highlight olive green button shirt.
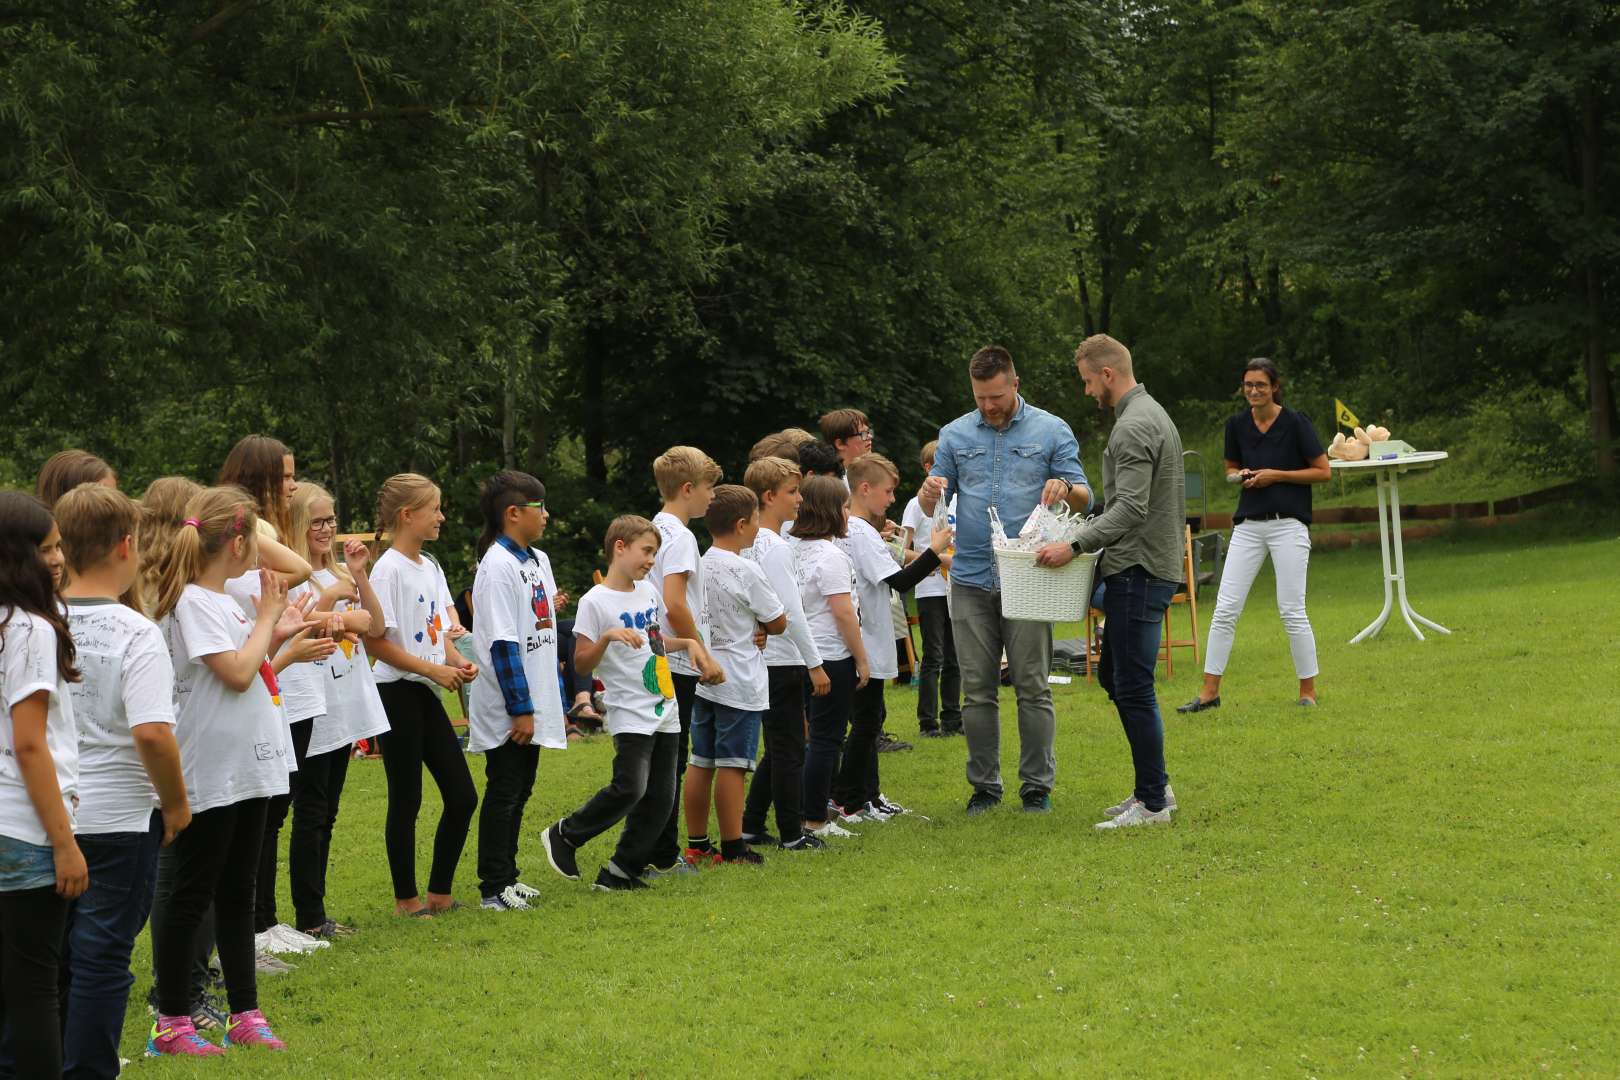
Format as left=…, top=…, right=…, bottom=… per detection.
left=1073, top=384, right=1187, bottom=582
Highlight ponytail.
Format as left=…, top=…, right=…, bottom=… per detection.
left=151, top=486, right=258, bottom=620
left=374, top=473, right=440, bottom=551
left=476, top=470, right=546, bottom=558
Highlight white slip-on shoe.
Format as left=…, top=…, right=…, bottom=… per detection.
left=1094, top=801, right=1173, bottom=830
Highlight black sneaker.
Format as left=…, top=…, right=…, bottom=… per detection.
left=192, top=995, right=228, bottom=1031
left=721, top=847, right=765, bottom=865
left=877, top=732, right=913, bottom=753
left=919, top=728, right=945, bottom=738
left=1021, top=791, right=1053, bottom=814
left=592, top=867, right=649, bottom=892
left=941, top=726, right=965, bottom=737
left=541, top=822, right=580, bottom=881
left=779, top=834, right=826, bottom=851
left=741, top=830, right=778, bottom=847
left=965, top=791, right=1001, bottom=816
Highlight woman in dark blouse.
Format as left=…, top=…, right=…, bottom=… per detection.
left=1178, top=359, right=1331, bottom=712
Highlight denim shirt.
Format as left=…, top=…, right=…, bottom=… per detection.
left=930, top=397, right=1089, bottom=591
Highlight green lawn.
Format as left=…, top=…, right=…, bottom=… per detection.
left=120, top=509, right=1618, bottom=1077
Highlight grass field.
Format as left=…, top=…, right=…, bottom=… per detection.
left=117, top=509, right=1618, bottom=1078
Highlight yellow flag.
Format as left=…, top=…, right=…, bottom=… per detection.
left=1335, top=398, right=1360, bottom=428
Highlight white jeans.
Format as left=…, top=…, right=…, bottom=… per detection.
left=1203, top=518, right=1319, bottom=680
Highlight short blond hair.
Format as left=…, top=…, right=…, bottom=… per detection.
left=743, top=456, right=801, bottom=500
left=653, top=446, right=722, bottom=501
left=919, top=439, right=939, bottom=470
left=1075, top=334, right=1133, bottom=378
left=748, top=429, right=811, bottom=463
left=56, top=483, right=140, bottom=574
left=603, top=514, right=660, bottom=560
left=846, top=452, right=899, bottom=490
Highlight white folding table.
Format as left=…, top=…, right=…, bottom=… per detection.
left=1329, top=451, right=1452, bottom=643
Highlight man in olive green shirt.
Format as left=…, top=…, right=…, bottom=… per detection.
left=1037, top=334, right=1185, bottom=829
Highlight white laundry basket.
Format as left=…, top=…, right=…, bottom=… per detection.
left=993, top=546, right=1099, bottom=623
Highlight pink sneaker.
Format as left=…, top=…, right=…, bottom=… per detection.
left=224, top=1009, right=287, bottom=1050
left=147, top=1014, right=225, bottom=1057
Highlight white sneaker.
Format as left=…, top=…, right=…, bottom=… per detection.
left=861, top=802, right=895, bottom=822
left=1095, top=801, right=1173, bottom=830
left=510, top=881, right=540, bottom=899
left=808, top=821, right=857, bottom=839
left=480, top=885, right=532, bottom=911
left=875, top=794, right=908, bottom=815
left=1103, top=784, right=1176, bottom=818
left=268, top=923, right=330, bottom=953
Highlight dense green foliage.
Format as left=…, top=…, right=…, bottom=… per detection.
left=5, top=1, right=1616, bottom=584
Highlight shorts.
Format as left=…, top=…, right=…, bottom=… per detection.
left=0, top=832, right=56, bottom=892
left=688, top=698, right=763, bottom=770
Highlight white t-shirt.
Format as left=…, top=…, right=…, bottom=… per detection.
left=573, top=580, right=678, bottom=736
left=66, top=599, right=175, bottom=835
left=305, top=568, right=390, bottom=757
left=370, top=547, right=457, bottom=686
left=225, top=574, right=325, bottom=724
left=838, top=517, right=899, bottom=680
left=694, top=548, right=783, bottom=712
left=745, top=527, right=822, bottom=670
left=161, top=585, right=290, bottom=814
left=793, top=539, right=856, bottom=664
left=902, top=495, right=955, bottom=600
left=0, top=609, right=79, bottom=846
left=652, top=512, right=704, bottom=678
left=468, top=540, right=567, bottom=753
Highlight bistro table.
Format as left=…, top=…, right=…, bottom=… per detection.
left=1329, top=451, right=1452, bottom=643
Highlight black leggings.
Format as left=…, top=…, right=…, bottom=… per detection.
left=255, top=717, right=313, bottom=932
left=801, top=656, right=857, bottom=823
left=0, top=884, right=69, bottom=1077
left=376, top=680, right=478, bottom=900
left=151, top=798, right=269, bottom=1017
left=290, top=741, right=353, bottom=929
left=742, top=665, right=807, bottom=842
left=833, top=677, right=886, bottom=811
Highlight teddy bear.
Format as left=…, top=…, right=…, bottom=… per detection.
left=1327, top=424, right=1392, bottom=461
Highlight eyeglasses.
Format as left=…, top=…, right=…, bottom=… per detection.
left=522, top=501, right=546, bottom=513
left=1241, top=382, right=1272, bottom=392
left=856, top=430, right=875, bottom=442
left=310, top=517, right=338, bottom=531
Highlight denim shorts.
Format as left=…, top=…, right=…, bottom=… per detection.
left=0, top=832, right=56, bottom=892
left=689, top=698, right=763, bottom=770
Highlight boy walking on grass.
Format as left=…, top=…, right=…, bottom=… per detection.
left=684, top=486, right=785, bottom=866
left=541, top=517, right=715, bottom=891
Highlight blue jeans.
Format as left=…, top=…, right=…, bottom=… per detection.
left=1098, top=567, right=1177, bottom=811
left=63, top=815, right=162, bottom=1080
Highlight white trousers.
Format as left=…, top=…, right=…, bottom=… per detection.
left=1203, top=518, right=1319, bottom=679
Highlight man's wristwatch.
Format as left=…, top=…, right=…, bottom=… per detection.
left=1069, top=539, right=1083, bottom=554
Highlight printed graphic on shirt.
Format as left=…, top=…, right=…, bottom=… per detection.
left=415, top=596, right=443, bottom=646
left=531, top=578, right=554, bottom=632
left=619, top=605, right=674, bottom=713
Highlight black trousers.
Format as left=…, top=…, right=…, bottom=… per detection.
left=833, top=677, right=886, bottom=810
left=148, top=846, right=215, bottom=1008
left=376, top=680, right=478, bottom=899
left=560, top=731, right=680, bottom=878
left=800, top=656, right=857, bottom=822
left=476, top=739, right=540, bottom=898
left=255, top=717, right=312, bottom=932
left=289, top=741, right=352, bottom=929
left=151, top=798, right=269, bottom=1017
left=915, top=596, right=962, bottom=732
left=0, top=885, right=69, bottom=1078
left=742, top=665, right=806, bottom=842
left=650, top=673, right=699, bottom=868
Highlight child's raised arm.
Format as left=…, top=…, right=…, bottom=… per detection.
left=256, top=534, right=312, bottom=588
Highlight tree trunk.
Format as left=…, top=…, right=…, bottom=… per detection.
left=1076, top=258, right=1096, bottom=338
left=582, top=321, right=607, bottom=484
left=1580, top=85, right=1616, bottom=478
left=501, top=356, right=516, bottom=469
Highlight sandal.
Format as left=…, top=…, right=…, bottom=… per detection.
left=567, top=701, right=605, bottom=725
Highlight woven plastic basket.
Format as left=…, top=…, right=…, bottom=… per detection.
left=993, top=546, right=1099, bottom=623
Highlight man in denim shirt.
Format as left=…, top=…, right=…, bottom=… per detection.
left=919, top=346, right=1091, bottom=815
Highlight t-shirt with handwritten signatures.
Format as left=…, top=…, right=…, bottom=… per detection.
left=66, top=598, right=176, bottom=834
left=306, top=568, right=391, bottom=757
left=0, top=607, right=79, bottom=846
left=160, top=585, right=290, bottom=814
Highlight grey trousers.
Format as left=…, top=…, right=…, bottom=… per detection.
left=950, top=580, right=1057, bottom=799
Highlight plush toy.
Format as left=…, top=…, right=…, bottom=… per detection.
left=1327, top=424, right=1394, bottom=461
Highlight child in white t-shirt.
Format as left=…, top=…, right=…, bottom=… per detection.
left=833, top=454, right=950, bottom=823
left=363, top=474, right=480, bottom=919
left=469, top=471, right=566, bottom=912
left=645, top=446, right=726, bottom=876
left=54, top=484, right=191, bottom=1077
left=740, top=456, right=831, bottom=852
left=900, top=439, right=960, bottom=737
left=0, top=492, right=86, bottom=1078
left=540, top=517, right=713, bottom=891
left=148, top=485, right=317, bottom=1056
left=682, top=486, right=784, bottom=866
left=286, top=482, right=389, bottom=938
